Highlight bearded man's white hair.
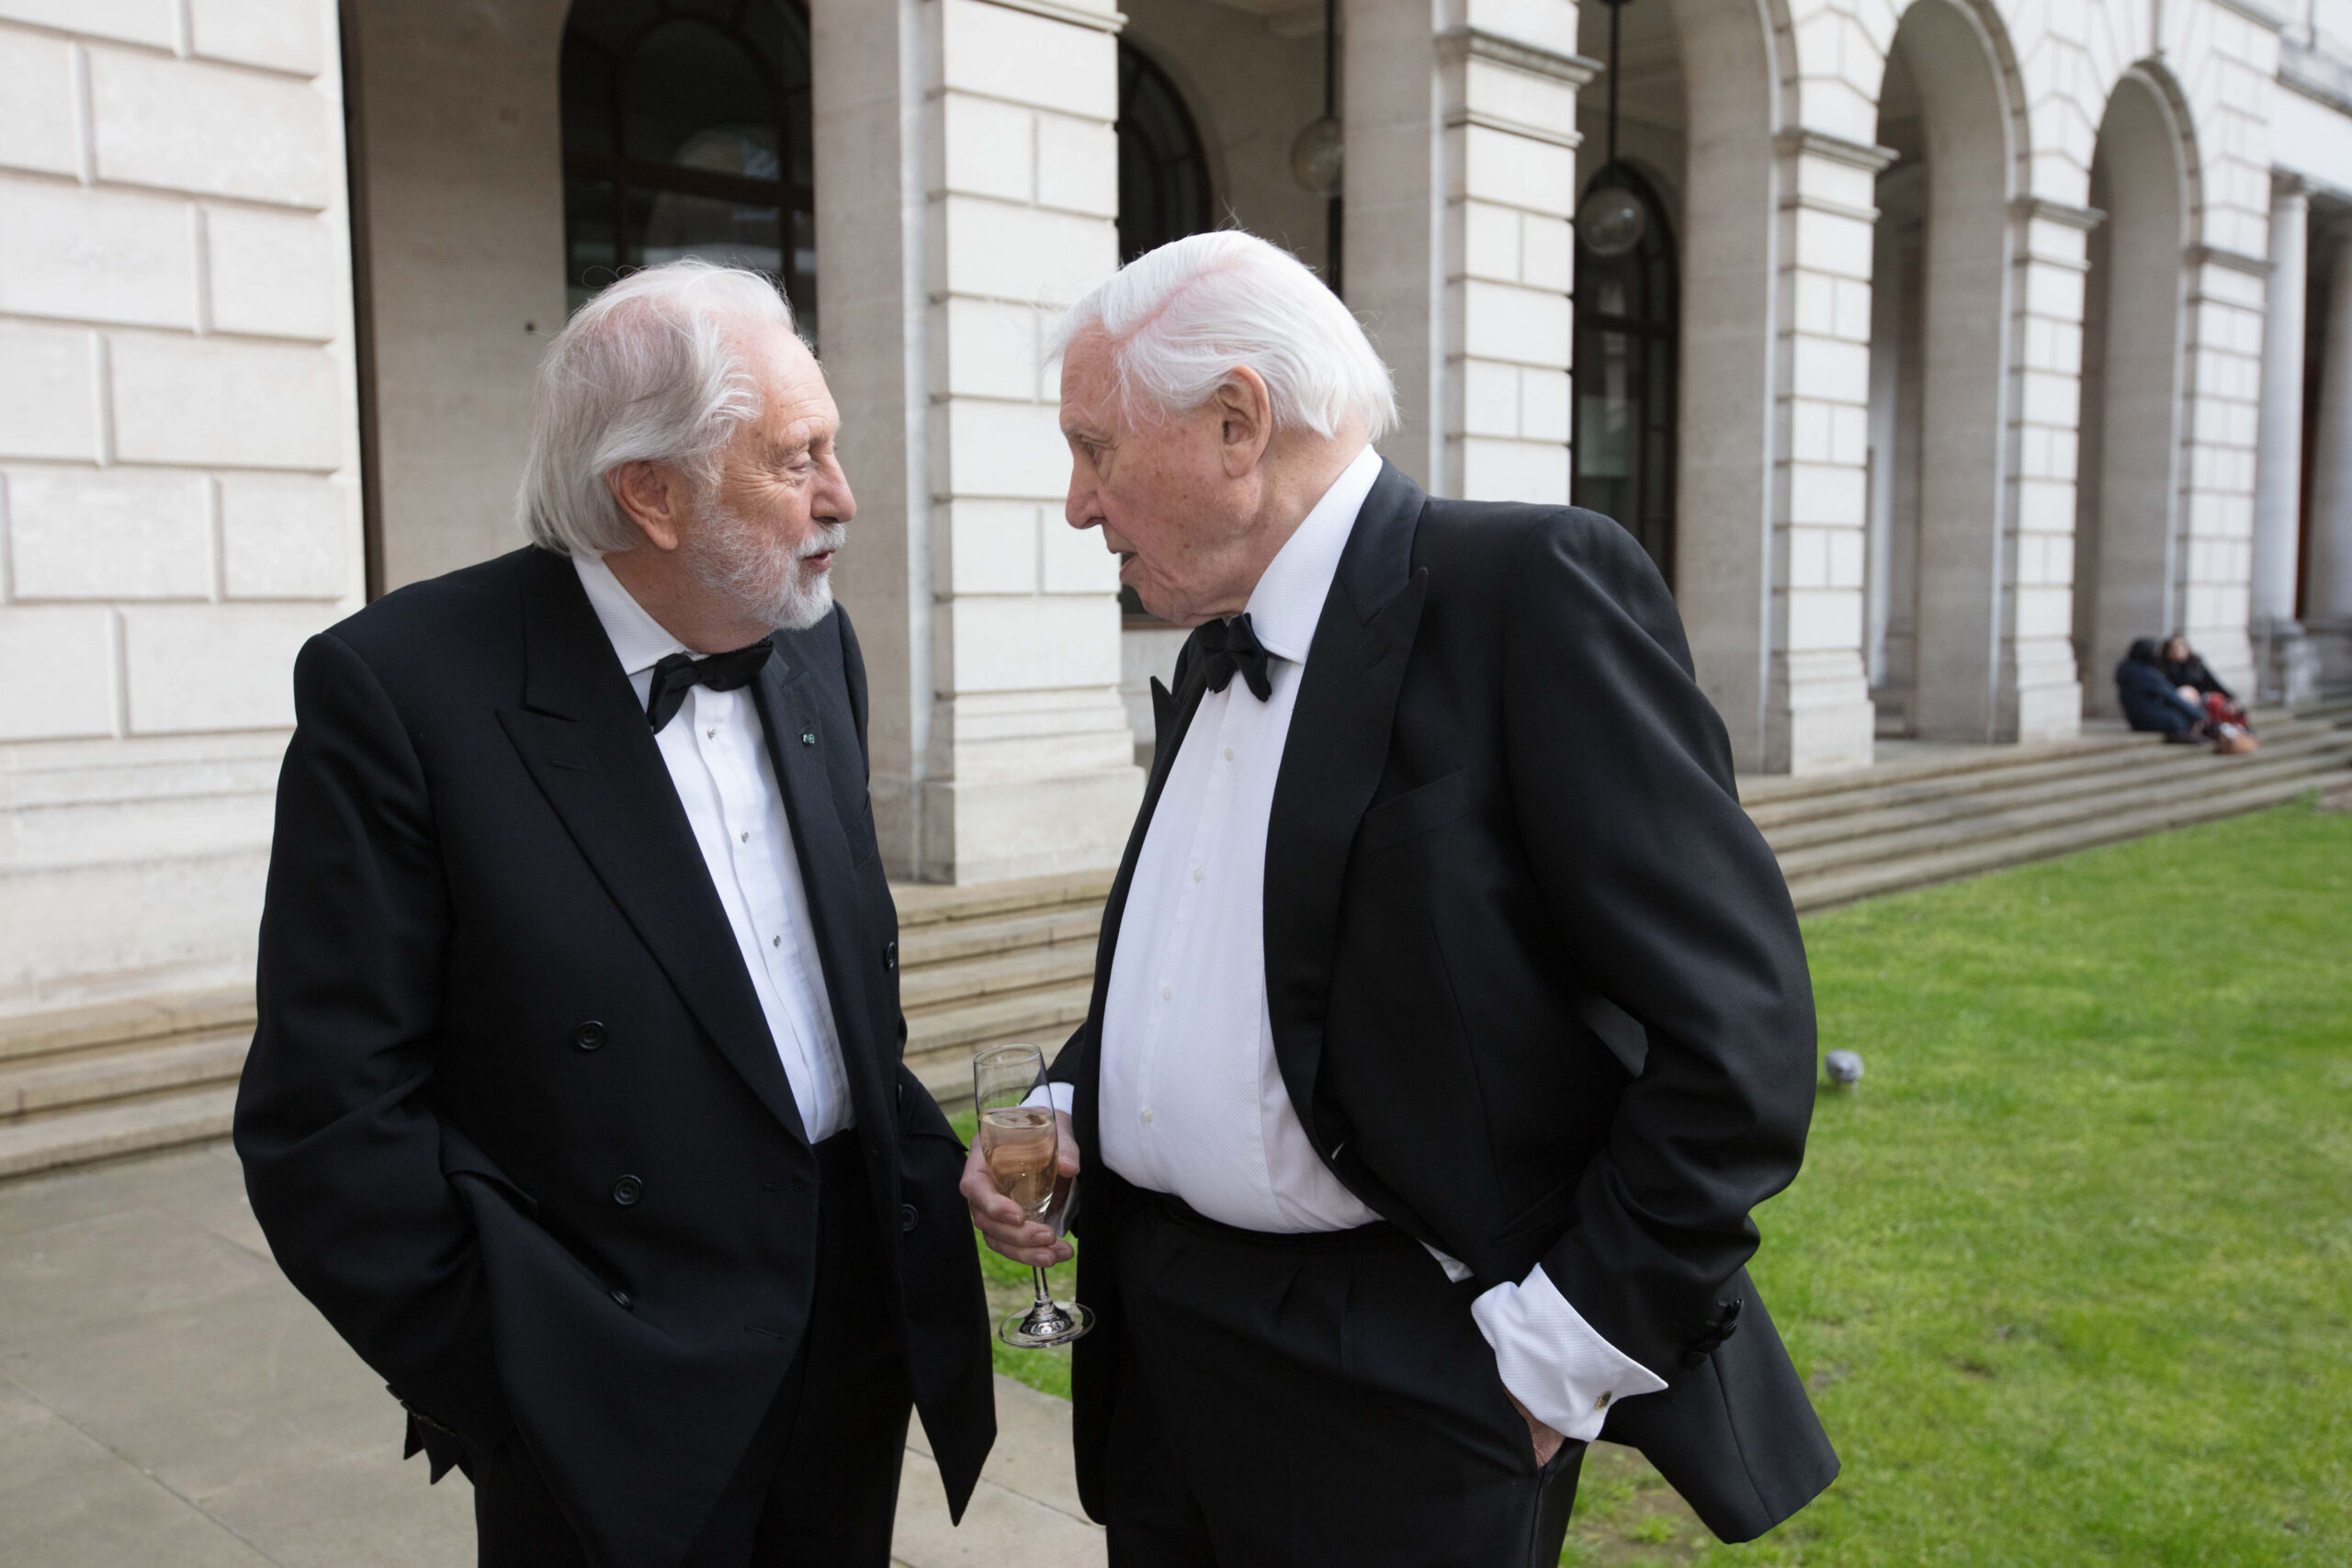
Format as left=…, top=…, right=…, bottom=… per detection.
left=1047, top=230, right=1397, bottom=441
left=516, top=259, right=800, bottom=558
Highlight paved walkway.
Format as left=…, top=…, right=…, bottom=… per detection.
left=0, top=1142, right=1102, bottom=1567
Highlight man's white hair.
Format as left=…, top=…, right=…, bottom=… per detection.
left=1048, top=231, right=1396, bottom=441
left=517, top=259, right=798, bottom=557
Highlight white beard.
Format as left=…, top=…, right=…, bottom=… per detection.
left=690, top=502, right=845, bottom=633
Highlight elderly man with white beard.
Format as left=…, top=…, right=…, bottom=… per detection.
left=236, top=261, right=993, bottom=1568
left=965, top=231, right=1838, bottom=1564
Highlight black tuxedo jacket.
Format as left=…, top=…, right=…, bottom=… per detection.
left=1054, top=464, right=1838, bottom=1542
left=233, top=547, right=992, bottom=1566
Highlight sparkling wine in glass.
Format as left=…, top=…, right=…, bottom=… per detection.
left=973, top=1043, right=1092, bottom=1348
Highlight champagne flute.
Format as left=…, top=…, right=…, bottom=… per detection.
left=973, top=1043, right=1093, bottom=1348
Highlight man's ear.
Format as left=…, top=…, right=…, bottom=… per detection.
left=605, top=461, right=688, bottom=552
left=1214, top=367, right=1275, bottom=479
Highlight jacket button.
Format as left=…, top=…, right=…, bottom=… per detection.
left=612, top=1175, right=643, bottom=1206
left=573, top=1021, right=606, bottom=1051
left=884, top=941, right=898, bottom=971
left=899, top=1202, right=919, bottom=1233
left=609, top=1288, right=633, bottom=1311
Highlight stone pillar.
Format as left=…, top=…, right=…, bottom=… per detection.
left=2251, top=179, right=2318, bottom=705
left=0, top=0, right=362, bottom=1010
left=2309, top=232, right=2352, bottom=694
left=1764, top=130, right=1885, bottom=774
left=813, top=0, right=1143, bottom=884
left=1346, top=0, right=1587, bottom=502
left=1999, top=199, right=2094, bottom=743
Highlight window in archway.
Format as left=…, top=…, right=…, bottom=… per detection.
left=1115, top=44, right=1213, bottom=620
left=560, top=0, right=816, bottom=340
left=1118, top=44, right=1213, bottom=265
left=1572, top=165, right=1678, bottom=581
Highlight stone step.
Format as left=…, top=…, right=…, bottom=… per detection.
left=1744, top=708, right=2347, bottom=829
left=889, top=870, right=1115, bottom=931
left=1738, top=726, right=2163, bottom=809
left=903, top=983, right=1095, bottom=1108
left=1785, top=765, right=2340, bottom=912
left=0, top=1027, right=249, bottom=1121
left=0, top=986, right=252, bottom=1065
left=1772, top=740, right=2352, bottom=882
left=900, top=942, right=1099, bottom=1016
left=0, top=1084, right=239, bottom=1181
left=1759, top=725, right=2352, bottom=855
left=898, top=902, right=1102, bottom=973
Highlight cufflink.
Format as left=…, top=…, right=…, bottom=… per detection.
left=1593, top=1392, right=1611, bottom=1411
left=799, top=730, right=817, bottom=746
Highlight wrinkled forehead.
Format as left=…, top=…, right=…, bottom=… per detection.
left=1057, top=329, right=1125, bottom=436
left=741, top=325, right=835, bottom=432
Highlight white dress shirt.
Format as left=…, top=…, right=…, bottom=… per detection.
left=1053, top=445, right=1664, bottom=1442
left=574, top=554, right=854, bottom=1143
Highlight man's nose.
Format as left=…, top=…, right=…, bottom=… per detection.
left=820, top=455, right=856, bottom=525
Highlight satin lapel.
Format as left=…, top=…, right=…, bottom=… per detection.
left=1072, top=660, right=1208, bottom=1166
left=747, top=652, right=893, bottom=1142
left=498, top=550, right=810, bottom=1145
left=1263, top=463, right=1430, bottom=1143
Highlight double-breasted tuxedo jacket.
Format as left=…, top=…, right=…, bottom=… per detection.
left=1054, top=463, right=1839, bottom=1542
left=233, top=547, right=992, bottom=1566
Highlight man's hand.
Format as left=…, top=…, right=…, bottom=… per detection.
left=962, top=1111, right=1079, bottom=1268
left=1508, top=1392, right=1566, bottom=1469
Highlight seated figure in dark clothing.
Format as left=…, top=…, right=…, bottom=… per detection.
left=2159, top=633, right=2254, bottom=734
left=2117, top=638, right=2211, bottom=742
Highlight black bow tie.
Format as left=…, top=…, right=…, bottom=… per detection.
left=643, top=638, right=774, bottom=731
left=1195, top=614, right=1273, bottom=702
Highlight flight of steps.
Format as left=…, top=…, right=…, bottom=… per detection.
left=1750, top=701, right=2352, bottom=912
left=4, top=703, right=2346, bottom=1180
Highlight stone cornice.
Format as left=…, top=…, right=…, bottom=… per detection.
left=2205, top=0, right=2285, bottom=29
left=1773, top=128, right=1900, bottom=174
left=969, top=0, right=1125, bottom=33
left=1435, top=28, right=1601, bottom=87
left=2188, top=243, right=2273, bottom=277
left=2013, top=196, right=2106, bottom=231
left=1444, top=107, right=1581, bottom=149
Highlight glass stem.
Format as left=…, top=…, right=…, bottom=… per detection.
left=1031, top=1265, right=1054, bottom=1307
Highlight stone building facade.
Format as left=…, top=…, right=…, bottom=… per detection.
left=2, top=0, right=2349, bottom=1010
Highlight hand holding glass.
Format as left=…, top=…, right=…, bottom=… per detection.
left=973, top=1043, right=1092, bottom=1348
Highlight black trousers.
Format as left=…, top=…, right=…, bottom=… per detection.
left=473, top=1132, right=913, bottom=1568
left=1103, top=1190, right=1583, bottom=1568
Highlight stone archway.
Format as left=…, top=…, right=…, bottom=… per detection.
left=2075, top=71, right=2191, bottom=717
left=1865, top=0, right=2020, bottom=741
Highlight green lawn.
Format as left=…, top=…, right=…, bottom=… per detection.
left=956, top=799, right=2352, bottom=1563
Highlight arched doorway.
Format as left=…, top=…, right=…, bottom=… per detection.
left=1572, top=164, right=1679, bottom=579
left=2075, top=73, right=2190, bottom=716
left=1865, top=0, right=2018, bottom=741
left=1117, top=42, right=1214, bottom=265
left=559, top=0, right=817, bottom=334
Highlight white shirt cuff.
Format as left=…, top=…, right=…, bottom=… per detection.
left=1469, top=1263, right=1668, bottom=1443
left=1022, top=1082, right=1078, bottom=1116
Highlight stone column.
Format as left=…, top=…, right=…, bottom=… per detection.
left=2309, top=231, right=2352, bottom=693
left=1763, top=130, right=1886, bottom=774
left=1345, top=0, right=1588, bottom=502
left=813, top=0, right=1143, bottom=884
left=2252, top=177, right=2310, bottom=637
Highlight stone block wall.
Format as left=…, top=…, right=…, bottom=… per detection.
left=0, top=0, right=358, bottom=1010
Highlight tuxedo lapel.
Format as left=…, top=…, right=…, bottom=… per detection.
left=1263, top=463, right=1430, bottom=1154
left=498, top=549, right=810, bottom=1145
left=748, top=649, right=893, bottom=1144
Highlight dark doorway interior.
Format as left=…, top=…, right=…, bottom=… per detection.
left=1571, top=164, right=1679, bottom=581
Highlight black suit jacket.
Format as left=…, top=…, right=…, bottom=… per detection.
left=233, top=547, right=992, bottom=1567
left=1054, top=464, right=1838, bottom=1542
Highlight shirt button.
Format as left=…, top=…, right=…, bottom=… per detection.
left=1160, top=985, right=1171, bottom=1001
left=771, top=934, right=781, bottom=947
left=1191, top=866, right=1203, bottom=883
left=740, top=830, right=750, bottom=842
left=1224, top=747, right=1235, bottom=761
left=1141, top=1108, right=1155, bottom=1125
left=707, top=728, right=716, bottom=739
